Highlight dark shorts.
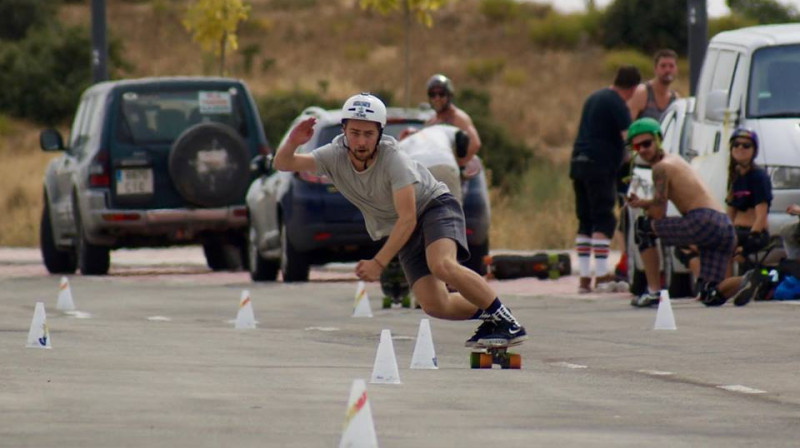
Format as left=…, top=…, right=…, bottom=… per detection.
left=398, top=193, right=470, bottom=287
left=653, top=208, right=736, bottom=284
left=571, top=163, right=617, bottom=237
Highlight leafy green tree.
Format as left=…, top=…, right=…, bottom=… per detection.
left=602, top=0, right=688, bottom=55
left=727, top=0, right=798, bottom=23
left=183, top=0, right=251, bottom=76
left=0, top=0, right=57, bottom=41
left=359, top=0, right=450, bottom=107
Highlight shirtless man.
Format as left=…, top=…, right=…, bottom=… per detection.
left=424, top=74, right=481, bottom=167
left=625, top=118, right=736, bottom=307
left=627, top=49, right=679, bottom=120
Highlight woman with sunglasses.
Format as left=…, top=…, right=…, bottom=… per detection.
left=725, top=128, right=772, bottom=271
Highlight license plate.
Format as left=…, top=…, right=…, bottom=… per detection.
left=116, top=168, right=153, bottom=195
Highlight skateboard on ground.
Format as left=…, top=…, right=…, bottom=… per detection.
left=484, top=252, right=571, bottom=280
left=469, top=344, right=522, bottom=369
left=380, top=258, right=411, bottom=309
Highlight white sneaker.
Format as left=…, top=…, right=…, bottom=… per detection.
left=614, top=281, right=630, bottom=293
left=595, top=281, right=617, bottom=293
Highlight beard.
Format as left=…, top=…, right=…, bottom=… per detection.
left=351, top=146, right=375, bottom=162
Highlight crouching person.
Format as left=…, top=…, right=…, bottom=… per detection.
left=625, top=118, right=736, bottom=307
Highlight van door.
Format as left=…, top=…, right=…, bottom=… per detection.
left=690, top=48, right=742, bottom=205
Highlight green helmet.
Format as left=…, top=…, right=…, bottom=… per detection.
left=626, top=118, right=662, bottom=144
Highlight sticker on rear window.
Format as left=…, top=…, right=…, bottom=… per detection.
left=198, top=91, right=232, bottom=114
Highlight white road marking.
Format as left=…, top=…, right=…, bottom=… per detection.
left=717, top=384, right=766, bottom=394
left=304, top=326, right=340, bottom=332
left=550, top=362, right=588, bottom=369
left=64, top=311, right=92, bottom=319
left=638, top=369, right=674, bottom=376
left=147, top=316, right=172, bottom=322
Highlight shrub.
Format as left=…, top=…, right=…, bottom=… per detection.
left=457, top=88, right=533, bottom=191
left=603, top=49, right=652, bottom=77
left=465, top=57, right=506, bottom=84
left=256, top=89, right=341, bottom=147
left=708, top=15, right=758, bottom=38
left=601, top=0, right=688, bottom=55
left=0, top=0, right=57, bottom=41
left=479, top=0, right=520, bottom=23
left=528, top=12, right=594, bottom=50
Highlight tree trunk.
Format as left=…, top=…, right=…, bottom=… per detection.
left=403, top=0, right=411, bottom=108
left=219, top=32, right=227, bottom=76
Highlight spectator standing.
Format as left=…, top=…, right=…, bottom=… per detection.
left=570, top=66, right=641, bottom=294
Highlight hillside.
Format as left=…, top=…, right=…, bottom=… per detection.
left=1, top=0, right=690, bottom=248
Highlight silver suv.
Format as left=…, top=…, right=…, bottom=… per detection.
left=39, top=77, right=269, bottom=275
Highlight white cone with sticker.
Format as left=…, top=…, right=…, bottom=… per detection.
left=352, top=281, right=373, bottom=318
left=654, top=290, right=677, bottom=330
left=235, top=290, right=256, bottom=329
left=339, top=379, right=378, bottom=448
left=370, top=329, right=401, bottom=384
left=410, top=318, right=438, bottom=369
left=56, top=276, right=75, bottom=312
left=27, top=302, right=51, bottom=349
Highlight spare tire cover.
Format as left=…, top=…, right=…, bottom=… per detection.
left=169, top=123, right=250, bottom=207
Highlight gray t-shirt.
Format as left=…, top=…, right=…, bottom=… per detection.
left=312, top=134, right=449, bottom=240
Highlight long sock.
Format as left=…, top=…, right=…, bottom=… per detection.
left=592, top=238, right=610, bottom=277
left=576, top=235, right=591, bottom=277
left=486, top=298, right=520, bottom=326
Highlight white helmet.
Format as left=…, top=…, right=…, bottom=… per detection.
left=341, top=93, right=386, bottom=128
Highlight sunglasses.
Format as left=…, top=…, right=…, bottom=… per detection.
left=632, top=139, right=654, bottom=151
left=732, top=141, right=753, bottom=149
left=428, top=91, right=448, bottom=98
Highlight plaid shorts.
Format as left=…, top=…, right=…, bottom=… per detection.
left=398, top=193, right=470, bottom=287
left=653, top=208, right=735, bottom=284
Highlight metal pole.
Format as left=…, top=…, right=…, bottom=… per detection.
left=687, top=0, right=707, bottom=96
left=91, top=0, right=108, bottom=83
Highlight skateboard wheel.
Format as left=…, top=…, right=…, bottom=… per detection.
left=469, top=352, right=492, bottom=369
left=506, top=354, right=522, bottom=369
left=401, top=296, right=411, bottom=308
left=382, top=297, right=391, bottom=309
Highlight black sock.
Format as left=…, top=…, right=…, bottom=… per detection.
left=469, top=309, right=484, bottom=320
left=486, top=298, right=519, bottom=326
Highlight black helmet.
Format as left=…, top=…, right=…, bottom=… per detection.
left=426, top=74, right=454, bottom=97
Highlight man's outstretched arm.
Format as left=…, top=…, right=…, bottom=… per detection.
left=273, top=117, right=318, bottom=173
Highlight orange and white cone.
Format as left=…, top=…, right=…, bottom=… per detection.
left=339, top=379, right=378, bottom=448
left=56, top=276, right=76, bottom=312
left=352, top=281, right=373, bottom=318
left=654, top=290, right=677, bottom=330
left=27, top=302, right=51, bottom=349
left=235, top=290, right=257, bottom=329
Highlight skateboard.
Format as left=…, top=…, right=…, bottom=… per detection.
left=469, top=345, right=522, bottom=369
left=380, top=258, right=412, bottom=309
left=484, top=252, right=571, bottom=280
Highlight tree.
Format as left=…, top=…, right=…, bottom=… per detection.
left=727, top=0, right=798, bottom=23
left=359, top=0, right=450, bottom=107
left=182, top=0, right=250, bottom=76
left=0, top=0, right=57, bottom=41
left=602, top=0, right=688, bottom=55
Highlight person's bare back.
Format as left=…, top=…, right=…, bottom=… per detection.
left=655, top=154, right=721, bottom=214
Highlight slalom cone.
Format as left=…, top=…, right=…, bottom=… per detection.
left=235, top=290, right=257, bottom=329
left=654, top=290, right=677, bottom=330
left=26, top=302, right=51, bottom=349
left=370, top=329, right=401, bottom=384
left=56, top=276, right=76, bottom=312
left=352, top=281, right=373, bottom=318
left=410, top=318, right=438, bottom=369
left=339, top=379, right=378, bottom=448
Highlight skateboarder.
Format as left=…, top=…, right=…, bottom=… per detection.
left=273, top=93, right=527, bottom=347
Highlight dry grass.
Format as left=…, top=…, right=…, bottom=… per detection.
left=2, top=0, right=690, bottom=249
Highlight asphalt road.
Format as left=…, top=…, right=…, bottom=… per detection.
left=1, top=247, right=800, bottom=447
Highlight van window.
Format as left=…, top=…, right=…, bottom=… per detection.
left=696, top=48, right=719, bottom=119
left=710, top=50, right=739, bottom=102
left=748, top=44, right=800, bottom=118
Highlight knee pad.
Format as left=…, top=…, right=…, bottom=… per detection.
left=742, top=231, right=770, bottom=255
left=675, top=246, right=698, bottom=266
left=635, top=216, right=657, bottom=251
left=699, top=281, right=727, bottom=307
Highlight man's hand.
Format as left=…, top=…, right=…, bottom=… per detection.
left=627, top=193, right=646, bottom=209
left=355, top=259, right=384, bottom=282
left=787, top=204, right=800, bottom=216
left=287, top=117, right=317, bottom=147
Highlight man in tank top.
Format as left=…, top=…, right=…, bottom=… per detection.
left=628, top=49, right=680, bottom=121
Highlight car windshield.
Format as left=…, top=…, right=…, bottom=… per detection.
left=748, top=44, right=800, bottom=118
left=115, top=87, right=248, bottom=143
left=302, top=121, right=425, bottom=153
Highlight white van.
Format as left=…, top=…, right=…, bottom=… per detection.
left=689, top=24, right=800, bottom=234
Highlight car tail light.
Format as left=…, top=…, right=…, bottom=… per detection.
left=298, top=171, right=332, bottom=184
left=89, top=149, right=110, bottom=188
left=313, top=232, right=332, bottom=241
left=101, top=212, right=141, bottom=222
left=465, top=228, right=474, bottom=236
left=232, top=207, right=247, bottom=218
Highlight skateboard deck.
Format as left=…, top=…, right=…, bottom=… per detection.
left=484, top=252, right=571, bottom=280
left=380, top=258, right=411, bottom=309
left=469, top=345, right=522, bottom=369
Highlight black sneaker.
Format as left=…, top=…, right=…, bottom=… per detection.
left=731, top=270, right=757, bottom=307
left=631, top=291, right=660, bottom=308
left=476, top=319, right=528, bottom=347
left=700, top=288, right=728, bottom=307
left=464, top=319, right=496, bottom=348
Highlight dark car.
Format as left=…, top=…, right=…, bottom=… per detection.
left=245, top=106, right=490, bottom=282
left=39, top=77, right=269, bottom=275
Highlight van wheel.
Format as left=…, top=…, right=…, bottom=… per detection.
left=169, top=123, right=250, bottom=207
left=203, top=236, right=244, bottom=271
left=248, top=222, right=278, bottom=281
left=74, top=209, right=110, bottom=276
left=280, top=223, right=309, bottom=282
left=629, top=269, right=647, bottom=296
left=40, top=200, right=76, bottom=274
